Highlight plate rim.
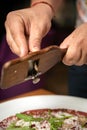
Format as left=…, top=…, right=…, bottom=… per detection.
left=1, top=95, right=87, bottom=105
left=0, top=95, right=87, bottom=121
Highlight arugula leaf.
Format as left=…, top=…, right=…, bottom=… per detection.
left=7, top=126, right=36, bottom=130
left=16, top=114, right=34, bottom=122
left=16, top=113, right=43, bottom=122
left=7, top=126, right=29, bottom=130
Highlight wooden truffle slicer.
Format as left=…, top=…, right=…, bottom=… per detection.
left=0, top=45, right=66, bottom=89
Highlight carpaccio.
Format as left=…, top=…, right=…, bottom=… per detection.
left=0, top=108, right=87, bottom=130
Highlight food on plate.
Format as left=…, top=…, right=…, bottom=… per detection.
left=0, top=108, right=87, bottom=130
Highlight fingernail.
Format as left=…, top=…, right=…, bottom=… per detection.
left=32, top=46, right=40, bottom=52
left=19, top=49, right=27, bottom=57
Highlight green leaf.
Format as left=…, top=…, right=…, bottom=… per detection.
left=16, top=113, right=43, bottom=122
left=16, top=113, right=34, bottom=122
left=7, top=127, right=29, bottom=130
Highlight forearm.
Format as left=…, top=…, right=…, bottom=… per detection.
left=31, top=0, right=63, bottom=15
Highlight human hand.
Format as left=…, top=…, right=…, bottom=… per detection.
left=60, top=23, right=87, bottom=66
left=5, top=4, right=53, bottom=57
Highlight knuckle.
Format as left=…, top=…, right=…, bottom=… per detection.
left=63, top=56, right=74, bottom=66
left=6, top=12, right=14, bottom=21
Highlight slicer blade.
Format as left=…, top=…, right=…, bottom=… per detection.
left=0, top=45, right=66, bottom=89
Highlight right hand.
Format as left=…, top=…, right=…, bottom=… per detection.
left=5, top=4, right=53, bottom=57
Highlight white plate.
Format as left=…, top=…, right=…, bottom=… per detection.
left=0, top=95, right=87, bottom=121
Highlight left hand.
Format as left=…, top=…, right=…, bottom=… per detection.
left=5, top=6, right=53, bottom=57
left=60, top=23, right=87, bottom=66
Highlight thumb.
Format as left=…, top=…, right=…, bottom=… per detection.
left=60, top=40, right=69, bottom=49
left=29, top=25, right=43, bottom=52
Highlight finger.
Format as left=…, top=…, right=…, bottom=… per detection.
left=5, top=17, right=28, bottom=57
left=60, top=37, right=70, bottom=49
left=62, top=45, right=81, bottom=66
left=75, top=49, right=87, bottom=66
left=29, top=24, right=43, bottom=52
left=60, top=36, right=82, bottom=66
left=5, top=26, right=20, bottom=55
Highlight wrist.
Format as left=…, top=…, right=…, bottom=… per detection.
left=31, top=1, right=55, bottom=14
left=30, top=1, right=55, bottom=18
left=31, top=0, right=63, bottom=13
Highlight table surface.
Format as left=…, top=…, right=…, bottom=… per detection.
left=1, top=88, right=55, bottom=103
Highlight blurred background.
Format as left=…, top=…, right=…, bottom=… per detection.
left=0, top=0, right=77, bottom=96
left=41, top=0, right=77, bottom=95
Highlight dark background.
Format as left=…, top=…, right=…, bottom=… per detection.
left=0, top=0, right=30, bottom=41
